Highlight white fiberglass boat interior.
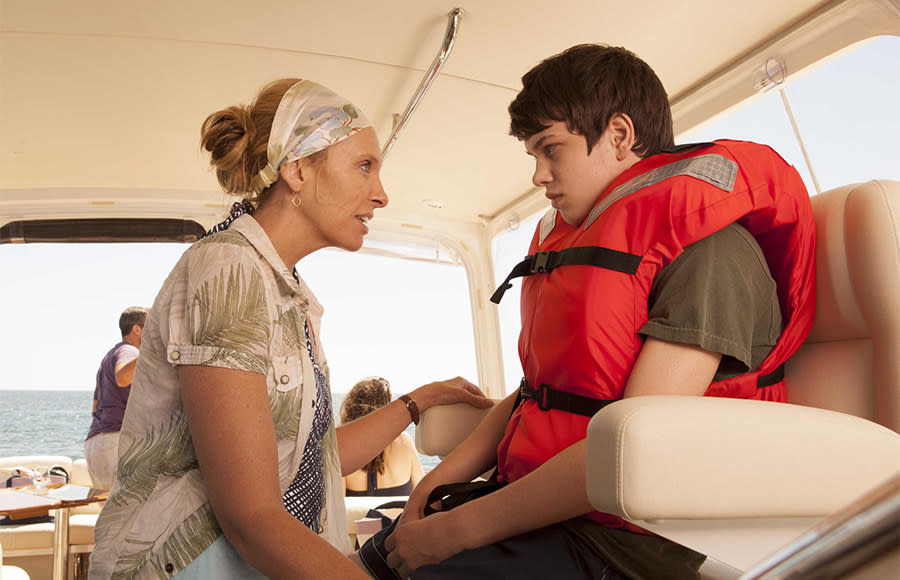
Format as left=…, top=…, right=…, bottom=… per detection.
left=2, top=0, right=899, bottom=578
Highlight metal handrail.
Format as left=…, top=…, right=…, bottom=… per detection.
left=739, top=473, right=900, bottom=579
left=381, top=8, right=464, bottom=160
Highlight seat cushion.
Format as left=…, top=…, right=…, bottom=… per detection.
left=0, top=514, right=97, bottom=552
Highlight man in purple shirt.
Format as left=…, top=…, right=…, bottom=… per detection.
left=84, top=306, right=148, bottom=489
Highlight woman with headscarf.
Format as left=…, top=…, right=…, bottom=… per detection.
left=89, top=79, right=492, bottom=579
left=341, top=377, right=425, bottom=497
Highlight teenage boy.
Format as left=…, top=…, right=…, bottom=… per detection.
left=363, top=44, right=815, bottom=579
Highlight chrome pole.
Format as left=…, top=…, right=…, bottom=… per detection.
left=51, top=506, right=69, bottom=580
left=740, top=475, right=900, bottom=579
left=381, top=8, right=464, bottom=160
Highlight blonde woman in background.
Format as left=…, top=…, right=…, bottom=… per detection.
left=342, top=378, right=425, bottom=497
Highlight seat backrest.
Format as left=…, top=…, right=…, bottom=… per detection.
left=785, top=180, right=900, bottom=432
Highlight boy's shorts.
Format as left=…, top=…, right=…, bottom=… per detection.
left=358, top=517, right=403, bottom=580
left=357, top=518, right=629, bottom=580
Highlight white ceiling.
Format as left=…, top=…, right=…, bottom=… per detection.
left=1, top=0, right=886, bottom=232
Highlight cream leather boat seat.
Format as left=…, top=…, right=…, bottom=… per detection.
left=585, top=180, right=900, bottom=572
left=785, top=179, right=900, bottom=430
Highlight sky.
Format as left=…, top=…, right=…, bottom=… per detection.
left=0, top=242, right=478, bottom=396
left=0, top=36, right=897, bottom=397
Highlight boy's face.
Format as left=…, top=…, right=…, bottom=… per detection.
left=524, top=121, right=628, bottom=227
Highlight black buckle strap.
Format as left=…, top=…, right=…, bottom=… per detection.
left=491, top=246, right=643, bottom=304
left=424, top=478, right=505, bottom=516
left=757, top=364, right=785, bottom=389
left=517, top=378, right=615, bottom=418
left=531, top=251, right=551, bottom=273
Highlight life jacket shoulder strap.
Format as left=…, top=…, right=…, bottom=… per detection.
left=490, top=246, right=643, bottom=304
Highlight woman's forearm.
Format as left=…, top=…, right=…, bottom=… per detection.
left=337, top=377, right=492, bottom=476
left=224, top=508, right=367, bottom=579
left=337, top=397, right=416, bottom=475
left=180, top=364, right=368, bottom=578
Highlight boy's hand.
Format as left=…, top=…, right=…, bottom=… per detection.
left=384, top=510, right=466, bottom=576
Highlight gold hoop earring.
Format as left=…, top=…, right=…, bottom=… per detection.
left=291, top=193, right=302, bottom=208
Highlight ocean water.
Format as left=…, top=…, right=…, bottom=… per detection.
left=0, top=390, right=438, bottom=470
left=0, top=390, right=94, bottom=459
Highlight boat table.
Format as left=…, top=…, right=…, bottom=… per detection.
left=0, top=484, right=107, bottom=580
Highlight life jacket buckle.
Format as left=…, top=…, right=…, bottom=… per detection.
left=520, top=379, right=551, bottom=411
left=517, top=377, right=529, bottom=403
left=531, top=251, right=551, bottom=273
left=518, top=377, right=614, bottom=417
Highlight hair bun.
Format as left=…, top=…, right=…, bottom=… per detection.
left=200, top=79, right=303, bottom=198
left=200, top=105, right=261, bottom=194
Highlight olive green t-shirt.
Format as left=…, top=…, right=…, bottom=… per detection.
left=640, top=222, right=783, bottom=380
left=565, top=223, right=783, bottom=580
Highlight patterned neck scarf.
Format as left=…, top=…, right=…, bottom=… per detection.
left=202, top=200, right=255, bottom=238
left=202, top=201, right=305, bottom=286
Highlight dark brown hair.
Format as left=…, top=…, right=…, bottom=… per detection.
left=118, top=306, right=148, bottom=337
left=340, top=377, right=392, bottom=474
left=509, top=44, right=674, bottom=157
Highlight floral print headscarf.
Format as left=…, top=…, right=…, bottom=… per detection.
left=249, top=80, right=372, bottom=195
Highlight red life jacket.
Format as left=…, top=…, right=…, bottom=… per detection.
left=493, top=140, right=816, bottom=530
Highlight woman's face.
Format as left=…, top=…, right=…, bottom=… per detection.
left=301, top=127, right=388, bottom=251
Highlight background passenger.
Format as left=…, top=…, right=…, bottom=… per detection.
left=362, top=44, right=814, bottom=580
left=84, top=306, right=147, bottom=490
left=342, top=377, right=425, bottom=497
left=90, top=78, right=491, bottom=579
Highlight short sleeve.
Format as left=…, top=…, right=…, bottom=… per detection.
left=639, top=223, right=783, bottom=379
left=114, top=343, right=139, bottom=368
left=165, top=237, right=271, bottom=375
